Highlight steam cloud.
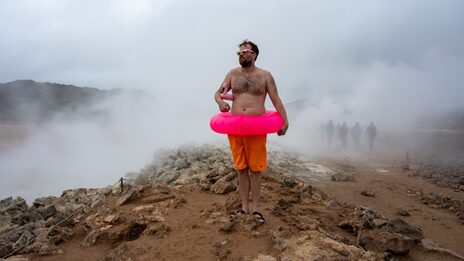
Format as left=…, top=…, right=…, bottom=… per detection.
left=0, top=0, right=463, bottom=202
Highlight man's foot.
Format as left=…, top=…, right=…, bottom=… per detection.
left=252, top=211, right=265, bottom=224
left=230, top=209, right=247, bottom=219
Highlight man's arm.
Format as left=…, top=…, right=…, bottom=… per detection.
left=214, top=71, right=232, bottom=112
left=266, top=72, right=289, bottom=136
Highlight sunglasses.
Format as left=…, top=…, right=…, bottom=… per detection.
left=236, top=49, right=255, bottom=55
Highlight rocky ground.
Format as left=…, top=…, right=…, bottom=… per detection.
left=0, top=144, right=463, bottom=261
left=409, top=157, right=464, bottom=191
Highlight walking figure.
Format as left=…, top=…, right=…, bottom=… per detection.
left=366, top=121, right=377, bottom=150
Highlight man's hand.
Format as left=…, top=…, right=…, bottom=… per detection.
left=219, top=101, right=230, bottom=112
left=277, top=123, right=288, bottom=136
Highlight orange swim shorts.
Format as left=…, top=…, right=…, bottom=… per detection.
left=227, top=134, right=267, bottom=172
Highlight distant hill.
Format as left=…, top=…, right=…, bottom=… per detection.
left=0, top=80, right=150, bottom=123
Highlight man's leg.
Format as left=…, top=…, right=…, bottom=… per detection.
left=237, top=168, right=250, bottom=213
left=249, top=171, right=261, bottom=213
left=243, top=134, right=266, bottom=222
left=228, top=135, right=250, bottom=212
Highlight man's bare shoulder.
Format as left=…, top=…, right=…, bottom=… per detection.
left=228, top=67, right=241, bottom=75
left=256, top=67, right=273, bottom=78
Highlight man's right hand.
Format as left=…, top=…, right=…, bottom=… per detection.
left=219, top=102, right=230, bottom=112
left=277, top=123, right=289, bottom=136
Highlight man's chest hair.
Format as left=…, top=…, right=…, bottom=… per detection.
left=232, top=74, right=266, bottom=95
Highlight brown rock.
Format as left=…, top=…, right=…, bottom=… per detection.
left=80, top=230, right=102, bottom=247
left=12, top=230, right=34, bottom=252
left=357, top=229, right=414, bottom=254
left=281, top=230, right=388, bottom=260
left=143, top=223, right=170, bottom=237
left=103, top=214, right=125, bottom=225
left=271, top=199, right=293, bottom=217
left=420, top=238, right=464, bottom=260
left=386, top=218, right=424, bottom=241
left=115, top=185, right=141, bottom=206
left=326, top=199, right=340, bottom=209
left=198, top=178, right=211, bottom=191
left=219, top=221, right=235, bottom=233
left=271, top=226, right=293, bottom=251
left=172, top=197, right=186, bottom=208
left=239, top=214, right=262, bottom=232
left=224, top=194, right=241, bottom=213
left=372, top=218, right=387, bottom=228
left=397, top=209, right=411, bottom=217
left=210, top=173, right=237, bottom=194
left=338, top=220, right=354, bottom=233
left=331, top=172, right=355, bottom=182
left=211, top=241, right=230, bottom=260
left=361, top=189, right=375, bottom=197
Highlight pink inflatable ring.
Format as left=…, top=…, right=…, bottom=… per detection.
left=210, top=110, right=284, bottom=135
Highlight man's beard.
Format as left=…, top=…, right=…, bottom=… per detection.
left=239, top=59, right=252, bottom=67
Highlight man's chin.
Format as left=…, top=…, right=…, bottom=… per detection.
left=240, top=61, right=252, bottom=67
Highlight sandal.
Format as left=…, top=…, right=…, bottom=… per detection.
left=252, top=211, right=265, bottom=224
left=230, top=209, right=247, bottom=219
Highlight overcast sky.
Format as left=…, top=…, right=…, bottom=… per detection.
left=2, top=0, right=464, bottom=116
left=1, top=0, right=464, bottom=201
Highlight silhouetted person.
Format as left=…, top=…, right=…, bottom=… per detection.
left=325, top=120, right=334, bottom=149
left=351, top=122, right=362, bottom=149
left=339, top=122, right=349, bottom=150
left=366, top=121, right=377, bottom=150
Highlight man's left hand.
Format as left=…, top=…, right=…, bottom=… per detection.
left=277, top=123, right=288, bottom=136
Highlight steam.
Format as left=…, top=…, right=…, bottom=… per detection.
left=0, top=91, right=219, bottom=202
left=1, top=0, right=463, bottom=201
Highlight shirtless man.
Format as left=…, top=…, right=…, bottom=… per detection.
left=214, top=40, right=289, bottom=223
